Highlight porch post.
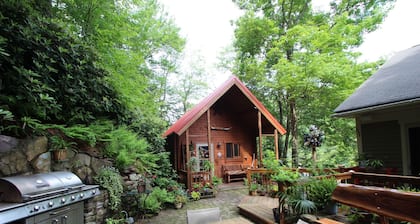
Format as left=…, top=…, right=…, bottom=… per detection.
left=186, top=128, right=191, bottom=190
left=275, top=129, right=279, bottom=160
left=258, top=110, right=263, bottom=166
left=207, top=110, right=213, bottom=180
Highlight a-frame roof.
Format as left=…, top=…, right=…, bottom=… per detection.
left=163, top=75, right=286, bottom=137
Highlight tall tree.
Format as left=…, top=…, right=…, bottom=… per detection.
left=232, top=0, right=394, bottom=166
left=54, top=0, right=185, bottom=118
left=164, top=52, right=209, bottom=123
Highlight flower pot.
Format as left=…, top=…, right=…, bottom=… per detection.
left=175, top=202, right=183, bottom=209
left=323, top=201, right=338, bottom=215
left=249, top=190, right=257, bottom=196
left=272, top=207, right=280, bottom=223
left=52, top=149, right=67, bottom=161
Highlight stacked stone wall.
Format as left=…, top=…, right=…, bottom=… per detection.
left=0, top=135, right=110, bottom=223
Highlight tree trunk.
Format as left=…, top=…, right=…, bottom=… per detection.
left=289, top=99, right=299, bottom=167
left=277, top=95, right=284, bottom=159
left=312, top=146, right=317, bottom=162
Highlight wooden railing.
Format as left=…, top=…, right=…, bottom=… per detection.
left=333, top=183, right=420, bottom=223
left=246, top=167, right=420, bottom=190
left=191, top=171, right=211, bottom=189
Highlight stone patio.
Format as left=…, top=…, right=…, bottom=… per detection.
left=142, top=182, right=252, bottom=224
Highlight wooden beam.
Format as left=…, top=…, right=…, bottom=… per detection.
left=258, top=111, right=262, bottom=166
left=186, top=129, right=191, bottom=190
left=332, top=184, right=420, bottom=223
left=207, top=110, right=213, bottom=179
left=274, top=130, right=279, bottom=160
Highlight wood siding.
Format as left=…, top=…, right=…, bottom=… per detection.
left=361, top=120, right=402, bottom=172
left=186, top=107, right=256, bottom=178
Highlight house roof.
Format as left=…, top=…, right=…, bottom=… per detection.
left=163, top=75, right=286, bottom=137
left=334, top=45, right=420, bottom=117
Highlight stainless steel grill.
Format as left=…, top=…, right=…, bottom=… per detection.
left=0, top=172, right=100, bottom=224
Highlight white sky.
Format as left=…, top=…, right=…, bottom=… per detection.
left=159, top=0, right=420, bottom=88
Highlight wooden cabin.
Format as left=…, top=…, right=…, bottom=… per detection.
left=334, top=45, right=420, bottom=176
left=164, top=76, right=286, bottom=190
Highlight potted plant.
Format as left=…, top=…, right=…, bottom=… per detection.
left=174, top=192, right=187, bottom=209
left=249, top=183, right=258, bottom=196
left=187, top=157, right=199, bottom=172
left=202, top=160, right=214, bottom=172
left=49, top=135, right=75, bottom=161
left=307, top=177, right=338, bottom=215
left=191, top=191, right=200, bottom=201
left=271, top=168, right=300, bottom=192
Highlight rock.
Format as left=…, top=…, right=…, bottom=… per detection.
left=1, top=150, right=30, bottom=175
left=0, top=135, right=18, bottom=153
left=31, top=152, right=51, bottom=173
left=91, top=157, right=112, bottom=175
left=25, top=136, right=48, bottom=161
left=75, top=153, right=91, bottom=166
left=129, top=173, right=140, bottom=181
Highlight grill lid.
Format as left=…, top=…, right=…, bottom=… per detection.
left=0, top=171, right=83, bottom=203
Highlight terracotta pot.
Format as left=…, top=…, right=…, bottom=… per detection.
left=52, top=149, right=67, bottom=161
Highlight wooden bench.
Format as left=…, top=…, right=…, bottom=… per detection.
left=223, top=164, right=247, bottom=183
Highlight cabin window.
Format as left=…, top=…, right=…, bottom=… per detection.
left=226, top=143, right=240, bottom=158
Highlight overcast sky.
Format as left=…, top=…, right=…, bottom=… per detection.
left=159, top=0, right=420, bottom=88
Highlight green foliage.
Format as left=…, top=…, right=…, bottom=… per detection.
left=280, top=184, right=316, bottom=216
left=249, top=183, right=258, bottom=191
left=94, top=167, right=124, bottom=211
left=138, top=193, right=161, bottom=214
left=307, top=178, right=337, bottom=210
left=137, top=187, right=173, bottom=213
left=53, top=0, right=185, bottom=121
left=231, top=0, right=395, bottom=167
left=263, top=150, right=300, bottom=183
left=105, top=218, right=125, bottom=224
left=48, top=135, right=75, bottom=151
left=190, top=191, right=201, bottom=201
left=0, top=1, right=127, bottom=130
left=212, top=176, right=223, bottom=188
left=104, top=126, right=157, bottom=172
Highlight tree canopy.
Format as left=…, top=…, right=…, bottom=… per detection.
left=231, top=0, right=394, bottom=166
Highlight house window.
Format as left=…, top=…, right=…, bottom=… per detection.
left=226, top=143, right=240, bottom=159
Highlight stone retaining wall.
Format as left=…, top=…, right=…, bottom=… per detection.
left=0, top=135, right=111, bottom=223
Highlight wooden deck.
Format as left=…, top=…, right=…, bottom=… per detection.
left=238, top=195, right=279, bottom=224
left=210, top=217, right=254, bottom=224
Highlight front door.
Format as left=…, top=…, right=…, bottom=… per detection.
left=408, top=127, right=420, bottom=176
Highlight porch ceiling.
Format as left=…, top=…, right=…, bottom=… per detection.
left=213, top=85, right=277, bottom=135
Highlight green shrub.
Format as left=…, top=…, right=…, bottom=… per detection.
left=307, top=178, right=337, bottom=210
left=104, top=126, right=156, bottom=171
left=94, top=167, right=124, bottom=211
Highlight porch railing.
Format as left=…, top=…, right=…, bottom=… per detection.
left=246, top=167, right=420, bottom=191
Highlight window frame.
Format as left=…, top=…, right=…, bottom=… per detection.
left=225, top=142, right=241, bottom=159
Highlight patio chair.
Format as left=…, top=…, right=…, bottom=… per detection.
left=186, top=207, right=222, bottom=224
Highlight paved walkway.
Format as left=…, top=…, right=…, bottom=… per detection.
left=142, top=182, right=253, bottom=224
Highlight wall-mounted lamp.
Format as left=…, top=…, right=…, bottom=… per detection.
left=217, top=151, right=222, bottom=159
left=217, top=142, right=221, bottom=148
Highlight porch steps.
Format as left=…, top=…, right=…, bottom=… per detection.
left=238, top=204, right=276, bottom=224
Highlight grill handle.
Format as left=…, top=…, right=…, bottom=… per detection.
left=22, top=188, right=69, bottom=201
